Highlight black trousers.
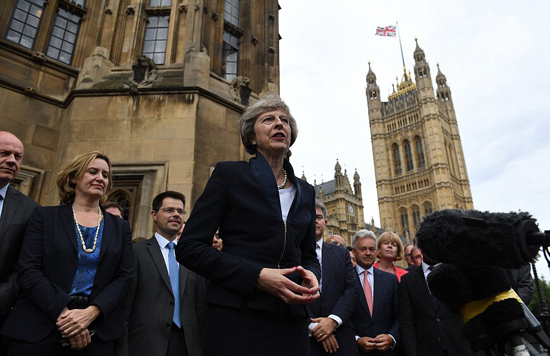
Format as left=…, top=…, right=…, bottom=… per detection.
left=206, top=302, right=310, bottom=356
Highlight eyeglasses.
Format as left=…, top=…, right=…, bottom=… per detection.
left=160, top=208, right=186, bottom=215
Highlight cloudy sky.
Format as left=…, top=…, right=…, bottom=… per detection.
left=277, top=0, right=550, bottom=278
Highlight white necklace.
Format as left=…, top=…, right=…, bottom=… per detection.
left=72, top=206, right=103, bottom=253
left=278, top=169, right=288, bottom=189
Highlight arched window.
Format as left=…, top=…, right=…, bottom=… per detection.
left=403, top=140, right=413, bottom=171
left=106, top=189, right=132, bottom=220
left=400, top=208, right=409, bottom=238
left=412, top=205, right=421, bottom=228
left=424, top=202, right=433, bottom=216
left=392, top=144, right=402, bottom=175
left=414, top=136, right=425, bottom=168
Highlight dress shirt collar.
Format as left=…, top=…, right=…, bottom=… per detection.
left=316, top=239, right=323, bottom=251
left=356, top=263, right=374, bottom=277
left=0, top=184, right=8, bottom=200
left=155, top=232, right=178, bottom=248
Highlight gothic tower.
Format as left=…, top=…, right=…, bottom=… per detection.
left=366, top=39, right=473, bottom=242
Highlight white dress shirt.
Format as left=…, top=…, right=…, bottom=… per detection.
left=154, top=232, right=179, bottom=273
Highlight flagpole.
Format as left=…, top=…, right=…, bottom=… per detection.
left=396, top=21, right=406, bottom=70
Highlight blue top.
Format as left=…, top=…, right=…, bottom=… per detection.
left=70, top=218, right=104, bottom=296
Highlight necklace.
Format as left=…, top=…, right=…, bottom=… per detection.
left=278, top=169, right=288, bottom=189
left=72, top=206, right=103, bottom=253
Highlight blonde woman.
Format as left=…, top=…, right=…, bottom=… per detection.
left=373, top=232, right=408, bottom=282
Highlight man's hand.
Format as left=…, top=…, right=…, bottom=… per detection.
left=320, top=334, right=339, bottom=353
left=373, top=334, right=394, bottom=352
left=357, top=336, right=377, bottom=353
left=68, top=329, right=92, bottom=350
left=311, top=317, right=337, bottom=342
left=57, top=306, right=101, bottom=338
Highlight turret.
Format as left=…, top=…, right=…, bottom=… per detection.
left=436, top=63, right=452, bottom=102
left=366, top=62, right=381, bottom=112
left=413, top=38, right=434, bottom=93
left=334, top=159, right=342, bottom=187
left=353, top=169, right=362, bottom=197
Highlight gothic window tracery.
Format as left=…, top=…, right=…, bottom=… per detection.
left=414, top=136, right=425, bottom=168
left=392, top=144, right=402, bottom=175
left=404, top=140, right=413, bottom=171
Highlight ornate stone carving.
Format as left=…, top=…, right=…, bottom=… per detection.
left=31, top=51, right=47, bottom=63
left=24, top=87, right=36, bottom=96
left=211, top=11, right=219, bottom=21
left=251, top=36, right=259, bottom=46
left=104, top=7, right=112, bottom=15
left=229, top=76, right=251, bottom=106
left=125, top=5, right=135, bottom=16
left=178, top=4, right=188, bottom=13
left=125, top=55, right=158, bottom=91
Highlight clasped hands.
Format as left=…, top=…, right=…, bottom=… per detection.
left=357, top=334, right=394, bottom=353
left=257, top=266, right=320, bottom=305
left=311, top=317, right=339, bottom=353
left=56, top=305, right=101, bottom=350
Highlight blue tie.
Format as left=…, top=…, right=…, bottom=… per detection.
left=167, top=242, right=181, bottom=328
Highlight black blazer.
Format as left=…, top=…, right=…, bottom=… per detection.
left=399, top=265, right=474, bottom=356
left=0, top=185, right=38, bottom=322
left=176, top=152, right=320, bottom=315
left=115, top=236, right=206, bottom=356
left=351, top=267, right=400, bottom=356
left=309, top=242, right=359, bottom=356
left=0, top=204, right=133, bottom=342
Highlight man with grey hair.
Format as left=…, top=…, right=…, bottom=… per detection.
left=351, top=229, right=400, bottom=355
left=0, top=131, right=39, bottom=352
left=308, top=200, right=359, bottom=355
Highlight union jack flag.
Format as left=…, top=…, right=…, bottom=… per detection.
left=375, top=26, right=397, bottom=37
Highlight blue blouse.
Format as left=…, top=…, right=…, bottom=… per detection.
left=70, top=219, right=104, bottom=296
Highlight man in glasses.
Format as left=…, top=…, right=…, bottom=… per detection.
left=116, top=191, right=205, bottom=356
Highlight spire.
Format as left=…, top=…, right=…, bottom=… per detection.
left=413, top=37, right=425, bottom=62
left=353, top=169, right=362, bottom=197
left=301, top=170, right=307, bottom=182
left=436, top=63, right=452, bottom=102
left=436, top=63, right=447, bottom=85
left=334, top=159, right=342, bottom=175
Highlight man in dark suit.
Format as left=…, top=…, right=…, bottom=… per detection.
left=309, top=200, right=359, bottom=356
left=116, top=191, right=205, bottom=356
left=399, top=252, right=474, bottom=356
left=0, top=132, right=39, bottom=329
left=350, top=230, right=400, bottom=355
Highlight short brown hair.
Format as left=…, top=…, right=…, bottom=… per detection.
left=57, top=151, right=113, bottom=205
left=238, top=96, right=298, bottom=155
left=377, top=231, right=405, bottom=261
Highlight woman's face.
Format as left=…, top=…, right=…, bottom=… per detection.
left=379, top=239, right=398, bottom=261
left=252, top=108, right=292, bottom=158
left=74, top=158, right=109, bottom=201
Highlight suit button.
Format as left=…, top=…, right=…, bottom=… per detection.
left=437, top=337, right=442, bottom=342
left=170, top=301, right=174, bottom=306
left=166, top=324, right=171, bottom=328
left=436, top=318, right=441, bottom=322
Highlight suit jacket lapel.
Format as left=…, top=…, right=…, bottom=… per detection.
left=179, top=265, right=188, bottom=299
left=147, top=237, right=173, bottom=292
left=249, top=151, right=283, bottom=220
left=413, top=266, right=438, bottom=311
left=99, top=209, right=113, bottom=261
left=60, top=204, right=78, bottom=252
left=321, top=243, right=334, bottom=292
left=373, top=268, right=387, bottom=319
left=0, top=186, right=19, bottom=248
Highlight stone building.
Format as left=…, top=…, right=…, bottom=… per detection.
left=0, top=0, right=281, bottom=238
left=366, top=39, right=473, bottom=243
left=310, top=160, right=366, bottom=246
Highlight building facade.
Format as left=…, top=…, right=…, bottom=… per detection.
left=366, top=39, right=473, bottom=243
left=0, top=0, right=281, bottom=238
left=311, top=160, right=365, bottom=246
